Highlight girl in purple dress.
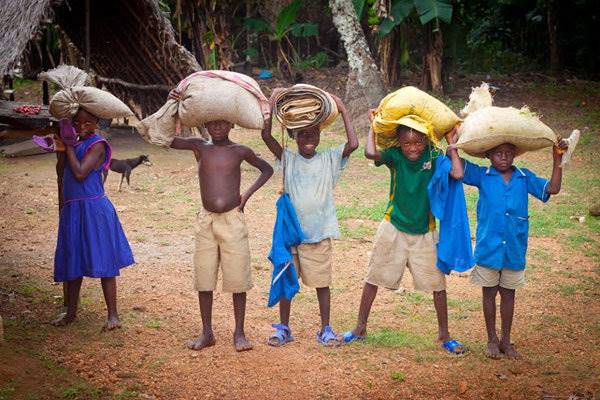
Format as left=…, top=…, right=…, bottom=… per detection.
left=52, top=108, right=134, bottom=330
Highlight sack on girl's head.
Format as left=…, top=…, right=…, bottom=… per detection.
left=49, top=86, right=133, bottom=119
left=372, top=86, right=460, bottom=149
left=39, top=65, right=133, bottom=120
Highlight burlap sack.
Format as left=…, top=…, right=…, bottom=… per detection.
left=372, top=86, right=460, bottom=149
left=137, top=101, right=179, bottom=147
left=457, top=106, right=556, bottom=157
left=49, top=86, right=133, bottom=119
left=178, top=75, right=265, bottom=129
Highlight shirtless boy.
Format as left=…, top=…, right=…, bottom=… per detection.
left=169, top=120, right=273, bottom=351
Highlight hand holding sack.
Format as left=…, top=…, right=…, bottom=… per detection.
left=372, top=86, right=460, bottom=149
left=138, top=70, right=270, bottom=147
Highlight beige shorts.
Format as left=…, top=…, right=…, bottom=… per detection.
left=193, top=207, right=252, bottom=293
left=469, top=266, right=525, bottom=290
left=291, top=239, right=332, bottom=288
left=365, top=220, right=446, bottom=292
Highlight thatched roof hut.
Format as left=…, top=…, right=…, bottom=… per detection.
left=0, top=0, right=201, bottom=118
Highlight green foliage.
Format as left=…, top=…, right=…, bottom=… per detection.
left=390, top=371, right=406, bottom=382
left=275, top=0, right=302, bottom=40
left=366, top=328, right=434, bottom=350
left=414, top=0, right=452, bottom=25
left=290, top=22, right=319, bottom=38
left=378, top=0, right=413, bottom=36
left=292, top=51, right=329, bottom=70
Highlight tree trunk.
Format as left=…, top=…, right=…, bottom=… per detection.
left=547, top=0, right=561, bottom=75
left=421, top=23, right=443, bottom=95
left=378, top=29, right=401, bottom=87
left=329, top=0, right=386, bottom=127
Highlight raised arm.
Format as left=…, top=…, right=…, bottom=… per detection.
left=65, top=142, right=105, bottom=181
left=261, top=88, right=286, bottom=160
left=445, top=125, right=464, bottom=180
left=364, top=126, right=382, bottom=161
left=170, top=137, right=206, bottom=160
left=239, top=147, right=274, bottom=211
left=331, top=94, right=359, bottom=158
left=546, top=140, right=567, bottom=194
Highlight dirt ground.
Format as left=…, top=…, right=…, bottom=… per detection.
left=1, top=76, right=599, bottom=400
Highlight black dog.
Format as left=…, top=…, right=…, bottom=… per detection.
left=103, top=155, right=152, bottom=191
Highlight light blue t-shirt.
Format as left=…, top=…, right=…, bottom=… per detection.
left=279, top=144, right=349, bottom=243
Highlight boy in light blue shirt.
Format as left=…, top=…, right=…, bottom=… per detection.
left=454, top=136, right=567, bottom=359
left=261, top=89, right=358, bottom=346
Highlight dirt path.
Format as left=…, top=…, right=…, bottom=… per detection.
left=1, top=79, right=599, bottom=399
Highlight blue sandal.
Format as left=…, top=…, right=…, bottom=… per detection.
left=317, top=325, right=340, bottom=346
left=442, top=339, right=467, bottom=355
left=267, top=324, right=294, bottom=347
left=340, top=331, right=366, bottom=344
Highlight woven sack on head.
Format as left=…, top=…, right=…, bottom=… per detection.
left=177, top=70, right=268, bottom=130
left=456, top=106, right=556, bottom=157
left=274, top=84, right=338, bottom=130
left=372, top=86, right=460, bottom=149
left=137, top=101, right=179, bottom=147
left=40, top=65, right=133, bottom=119
left=49, top=86, right=134, bottom=119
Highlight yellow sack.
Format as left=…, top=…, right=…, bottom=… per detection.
left=372, top=86, right=459, bottom=149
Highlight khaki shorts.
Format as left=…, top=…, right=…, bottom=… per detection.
left=469, top=266, right=525, bottom=290
left=291, top=239, right=332, bottom=288
left=365, top=220, right=446, bottom=292
left=193, top=207, right=252, bottom=293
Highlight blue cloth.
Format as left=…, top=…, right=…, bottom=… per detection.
left=279, top=144, right=348, bottom=243
left=428, top=155, right=474, bottom=274
left=268, top=193, right=305, bottom=307
left=54, top=133, right=134, bottom=282
left=462, top=160, right=550, bottom=270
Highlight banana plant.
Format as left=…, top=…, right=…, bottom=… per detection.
left=244, top=0, right=319, bottom=80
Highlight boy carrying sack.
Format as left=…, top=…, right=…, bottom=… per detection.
left=261, top=86, right=358, bottom=346
left=451, top=86, right=570, bottom=358
left=341, top=88, right=467, bottom=355
left=140, top=73, right=274, bottom=352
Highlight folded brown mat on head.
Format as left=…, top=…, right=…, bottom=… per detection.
left=274, top=84, right=338, bottom=130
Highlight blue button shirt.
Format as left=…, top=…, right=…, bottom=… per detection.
left=462, top=160, right=550, bottom=270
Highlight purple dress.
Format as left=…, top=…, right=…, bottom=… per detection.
left=54, top=133, right=134, bottom=282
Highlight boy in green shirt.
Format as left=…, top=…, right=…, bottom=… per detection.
left=341, top=118, right=466, bottom=354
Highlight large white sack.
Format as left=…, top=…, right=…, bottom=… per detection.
left=457, top=106, right=556, bottom=157
left=177, top=75, right=265, bottom=129
left=49, top=86, right=134, bottom=119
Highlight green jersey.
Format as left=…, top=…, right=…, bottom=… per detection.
left=376, top=146, right=440, bottom=234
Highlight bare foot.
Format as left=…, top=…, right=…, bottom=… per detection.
left=486, top=341, right=502, bottom=359
left=234, top=332, right=253, bottom=352
left=499, top=342, right=522, bottom=359
left=51, top=312, right=75, bottom=326
left=102, top=317, right=122, bottom=332
left=187, top=333, right=216, bottom=351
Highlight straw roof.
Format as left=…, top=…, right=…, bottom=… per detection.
left=0, top=0, right=56, bottom=77
left=0, top=0, right=201, bottom=118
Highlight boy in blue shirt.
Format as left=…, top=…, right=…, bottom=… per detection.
left=261, top=89, right=358, bottom=346
left=453, top=137, right=567, bottom=359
